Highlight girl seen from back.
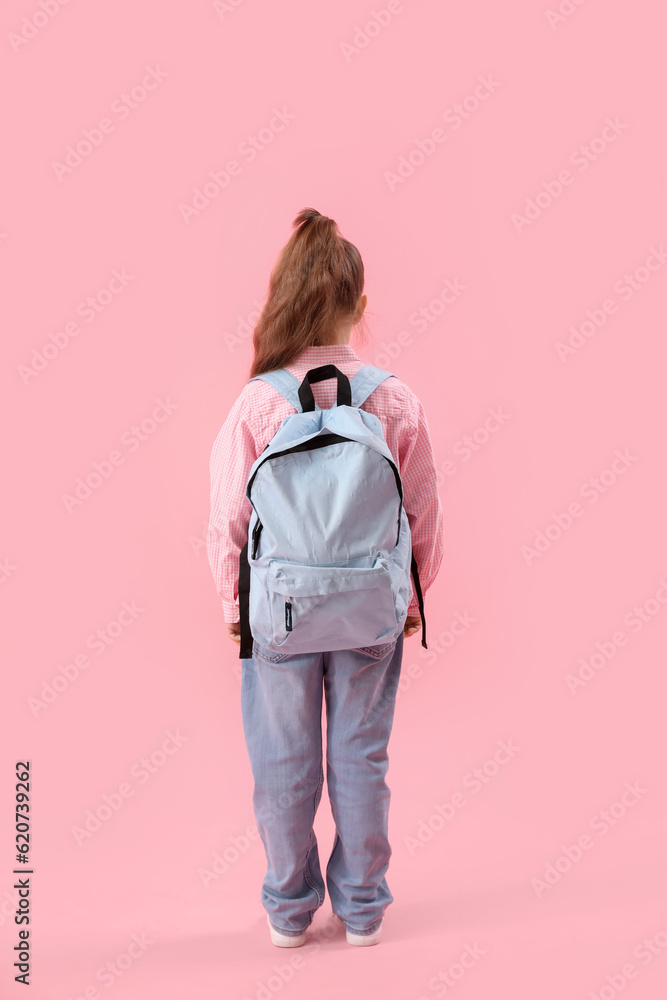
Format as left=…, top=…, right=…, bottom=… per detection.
left=207, top=207, right=445, bottom=949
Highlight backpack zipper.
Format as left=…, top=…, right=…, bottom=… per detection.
left=284, top=598, right=293, bottom=631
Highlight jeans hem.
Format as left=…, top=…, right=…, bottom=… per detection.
left=268, top=916, right=312, bottom=937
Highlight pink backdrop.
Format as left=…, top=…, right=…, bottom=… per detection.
left=2, top=0, right=666, bottom=997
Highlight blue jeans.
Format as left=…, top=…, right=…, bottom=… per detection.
left=240, top=631, right=404, bottom=938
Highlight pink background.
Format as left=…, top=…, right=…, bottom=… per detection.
left=2, top=0, right=667, bottom=997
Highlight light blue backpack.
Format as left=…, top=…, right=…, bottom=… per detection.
left=237, top=363, right=427, bottom=658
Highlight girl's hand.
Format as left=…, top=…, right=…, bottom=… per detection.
left=225, top=620, right=241, bottom=644
left=403, top=615, right=422, bottom=638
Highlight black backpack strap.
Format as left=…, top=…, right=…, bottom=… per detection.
left=410, top=554, right=428, bottom=648
left=238, top=542, right=253, bottom=659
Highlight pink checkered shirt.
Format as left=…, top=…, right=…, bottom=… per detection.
left=207, top=344, right=445, bottom=622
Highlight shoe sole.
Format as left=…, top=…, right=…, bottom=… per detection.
left=333, top=913, right=383, bottom=946
left=267, top=913, right=306, bottom=948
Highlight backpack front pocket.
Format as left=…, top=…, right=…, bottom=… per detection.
left=267, top=555, right=399, bottom=651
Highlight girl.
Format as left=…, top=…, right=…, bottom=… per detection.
left=207, top=208, right=444, bottom=949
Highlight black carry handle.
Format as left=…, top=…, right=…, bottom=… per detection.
left=298, top=365, right=352, bottom=413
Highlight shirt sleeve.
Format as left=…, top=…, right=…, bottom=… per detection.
left=398, top=393, right=445, bottom=616
left=207, top=391, right=259, bottom=622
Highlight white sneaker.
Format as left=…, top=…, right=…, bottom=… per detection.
left=266, top=913, right=306, bottom=948
left=333, top=912, right=383, bottom=946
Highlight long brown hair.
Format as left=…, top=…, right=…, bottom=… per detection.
left=249, top=208, right=369, bottom=378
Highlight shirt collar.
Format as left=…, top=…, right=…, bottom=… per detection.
left=291, top=343, right=361, bottom=366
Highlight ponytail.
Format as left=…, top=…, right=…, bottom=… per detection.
left=249, top=208, right=367, bottom=378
